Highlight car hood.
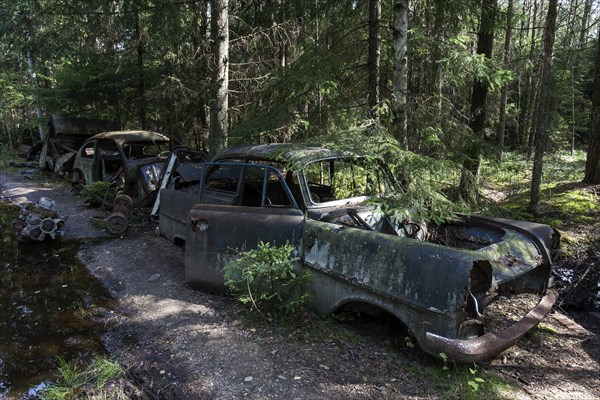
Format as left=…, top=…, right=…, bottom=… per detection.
left=308, top=204, right=558, bottom=284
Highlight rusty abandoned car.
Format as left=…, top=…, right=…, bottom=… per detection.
left=72, top=130, right=172, bottom=206
left=159, top=143, right=559, bottom=362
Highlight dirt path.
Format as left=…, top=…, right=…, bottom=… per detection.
left=1, top=172, right=599, bottom=399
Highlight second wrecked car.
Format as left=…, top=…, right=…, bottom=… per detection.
left=72, top=130, right=172, bottom=206
left=160, top=143, right=559, bottom=362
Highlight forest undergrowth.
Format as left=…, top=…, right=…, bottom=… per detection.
left=481, top=149, right=600, bottom=312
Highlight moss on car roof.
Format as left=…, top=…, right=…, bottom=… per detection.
left=212, top=143, right=358, bottom=168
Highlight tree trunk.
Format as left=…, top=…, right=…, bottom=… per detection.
left=563, top=0, right=578, bottom=155
left=429, top=0, right=446, bottom=112
left=209, top=0, right=229, bottom=154
left=579, top=0, right=592, bottom=48
left=458, top=0, right=497, bottom=203
left=497, top=0, right=514, bottom=161
left=525, top=69, right=541, bottom=159
left=514, top=0, right=526, bottom=147
left=4, top=114, right=13, bottom=149
left=562, top=0, right=579, bottom=62
left=367, top=0, right=381, bottom=116
left=27, top=51, right=47, bottom=168
left=517, top=0, right=539, bottom=149
left=572, top=0, right=592, bottom=152
left=392, top=0, right=408, bottom=148
left=530, top=0, right=558, bottom=213
left=134, top=11, right=146, bottom=130
left=191, top=1, right=210, bottom=150
left=583, top=30, right=600, bottom=184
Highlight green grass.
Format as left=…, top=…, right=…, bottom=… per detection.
left=543, top=150, right=587, bottom=183
left=481, top=150, right=586, bottom=192
left=480, top=153, right=532, bottom=192
left=39, top=356, right=126, bottom=400
left=425, top=359, right=514, bottom=400
left=550, top=189, right=600, bottom=222
left=91, top=357, right=126, bottom=389
left=479, top=150, right=599, bottom=236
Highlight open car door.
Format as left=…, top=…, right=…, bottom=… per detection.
left=185, top=162, right=305, bottom=291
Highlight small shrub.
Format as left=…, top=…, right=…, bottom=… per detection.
left=223, top=241, right=311, bottom=319
left=0, top=144, right=18, bottom=163
left=80, top=181, right=118, bottom=207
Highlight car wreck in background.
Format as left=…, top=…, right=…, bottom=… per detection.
left=159, top=143, right=559, bottom=362
left=27, top=115, right=120, bottom=172
left=72, top=130, right=172, bottom=207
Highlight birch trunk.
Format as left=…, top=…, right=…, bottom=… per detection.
left=392, top=0, right=408, bottom=148
left=209, top=0, right=229, bottom=154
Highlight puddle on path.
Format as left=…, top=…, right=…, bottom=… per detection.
left=0, top=203, right=115, bottom=398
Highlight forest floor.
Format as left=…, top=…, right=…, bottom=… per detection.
left=1, top=169, right=599, bottom=400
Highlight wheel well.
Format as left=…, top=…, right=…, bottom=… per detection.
left=334, top=301, right=393, bottom=316
left=333, top=301, right=411, bottom=333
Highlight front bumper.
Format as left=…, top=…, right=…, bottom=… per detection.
left=424, top=288, right=558, bottom=363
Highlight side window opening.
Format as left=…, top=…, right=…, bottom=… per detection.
left=202, top=162, right=295, bottom=208
left=305, top=160, right=334, bottom=202
left=129, top=142, right=165, bottom=157
left=265, top=170, right=292, bottom=207
left=97, top=139, right=123, bottom=180
left=240, top=166, right=264, bottom=207
left=239, top=165, right=293, bottom=208
left=82, top=142, right=95, bottom=158
left=205, top=164, right=242, bottom=193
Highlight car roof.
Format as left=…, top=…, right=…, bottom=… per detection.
left=211, top=143, right=358, bottom=166
left=88, top=130, right=170, bottom=144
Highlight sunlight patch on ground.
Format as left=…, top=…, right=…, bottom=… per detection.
left=129, top=295, right=215, bottom=321
left=2, top=185, right=57, bottom=203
